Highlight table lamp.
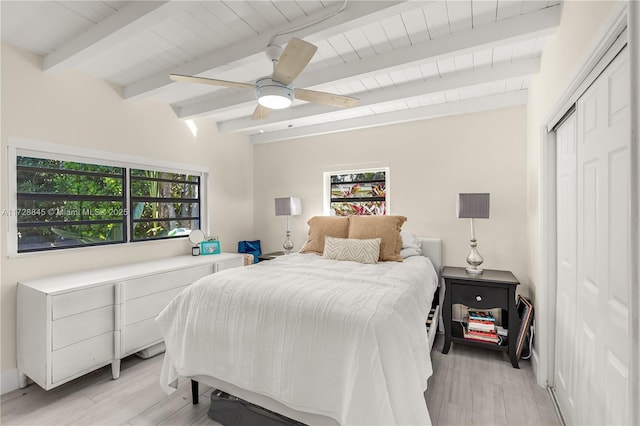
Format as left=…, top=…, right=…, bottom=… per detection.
left=457, top=193, right=490, bottom=274
left=275, top=197, right=302, bottom=254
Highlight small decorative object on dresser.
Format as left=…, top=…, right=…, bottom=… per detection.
left=201, top=239, right=221, bottom=255
left=275, top=197, right=302, bottom=254
left=456, top=193, right=490, bottom=274
left=441, top=265, right=521, bottom=368
left=189, top=229, right=205, bottom=256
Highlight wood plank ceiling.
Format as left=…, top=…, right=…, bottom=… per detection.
left=1, top=0, right=561, bottom=143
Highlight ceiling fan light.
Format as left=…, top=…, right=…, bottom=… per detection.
left=258, top=94, right=292, bottom=109
left=256, top=78, right=293, bottom=110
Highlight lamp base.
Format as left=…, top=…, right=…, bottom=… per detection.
left=465, top=266, right=484, bottom=274
left=465, top=238, right=484, bottom=274
left=283, top=230, right=294, bottom=255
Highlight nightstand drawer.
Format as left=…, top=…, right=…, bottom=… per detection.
left=451, top=284, right=508, bottom=310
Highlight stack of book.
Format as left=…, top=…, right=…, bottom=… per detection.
left=463, top=310, right=499, bottom=343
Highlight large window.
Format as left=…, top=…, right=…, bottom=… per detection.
left=130, top=169, right=200, bottom=241
left=326, top=168, right=389, bottom=216
left=9, top=142, right=205, bottom=254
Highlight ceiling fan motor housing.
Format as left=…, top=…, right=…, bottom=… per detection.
left=256, top=77, right=293, bottom=109
left=265, top=44, right=283, bottom=63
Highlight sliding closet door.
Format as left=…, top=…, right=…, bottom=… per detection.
left=554, top=111, right=577, bottom=425
left=554, top=45, right=632, bottom=425
left=574, top=45, right=631, bottom=425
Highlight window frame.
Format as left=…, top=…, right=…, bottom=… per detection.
left=323, top=167, right=390, bottom=216
left=7, top=138, right=209, bottom=257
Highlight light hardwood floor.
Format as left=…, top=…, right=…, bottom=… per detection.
left=426, top=336, right=561, bottom=425
left=1, top=335, right=561, bottom=425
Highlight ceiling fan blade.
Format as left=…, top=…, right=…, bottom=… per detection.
left=294, top=88, right=359, bottom=108
left=272, top=38, right=318, bottom=86
left=170, top=74, right=256, bottom=90
left=251, top=104, right=272, bottom=120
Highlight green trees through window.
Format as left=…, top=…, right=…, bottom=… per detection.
left=130, top=169, right=200, bottom=241
left=14, top=156, right=201, bottom=253
left=16, top=157, right=126, bottom=252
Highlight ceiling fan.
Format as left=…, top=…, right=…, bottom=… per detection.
left=170, top=38, right=359, bottom=120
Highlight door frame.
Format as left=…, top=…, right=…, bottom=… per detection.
left=537, top=2, right=639, bottom=424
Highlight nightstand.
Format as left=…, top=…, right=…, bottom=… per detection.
left=258, top=251, right=285, bottom=261
left=441, top=266, right=520, bottom=368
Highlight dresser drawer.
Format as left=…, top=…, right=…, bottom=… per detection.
left=451, top=283, right=508, bottom=310
left=52, top=306, right=113, bottom=350
left=51, top=332, right=113, bottom=384
left=122, top=318, right=161, bottom=356
left=217, top=257, right=243, bottom=272
left=121, top=264, right=213, bottom=301
left=124, top=286, right=186, bottom=326
left=52, top=284, right=114, bottom=320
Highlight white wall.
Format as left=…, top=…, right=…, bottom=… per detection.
left=254, top=106, right=528, bottom=283
left=0, top=43, right=254, bottom=375
left=525, top=0, right=629, bottom=385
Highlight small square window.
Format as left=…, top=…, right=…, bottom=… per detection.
left=326, top=168, right=389, bottom=216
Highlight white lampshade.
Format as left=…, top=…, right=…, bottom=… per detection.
left=275, top=197, right=302, bottom=216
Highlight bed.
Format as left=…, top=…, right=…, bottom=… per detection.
left=156, top=234, right=442, bottom=426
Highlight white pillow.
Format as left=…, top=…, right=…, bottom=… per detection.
left=400, top=232, right=423, bottom=258
left=323, top=237, right=381, bottom=264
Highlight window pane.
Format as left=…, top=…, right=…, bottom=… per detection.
left=130, top=179, right=198, bottom=199
left=331, top=182, right=386, bottom=199
left=130, top=169, right=199, bottom=182
left=17, top=170, right=123, bottom=196
left=330, top=201, right=386, bottom=216
left=16, top=200, right=126, bottom=223
left=331, top=171, right=386, bottom=183
left=132, top=220, right=198, bottom=241
left=131, top=201, right=198, bottom=220
left=17, top=157, right=121, bottom=175
left=18, top=222, right=124, bottom=252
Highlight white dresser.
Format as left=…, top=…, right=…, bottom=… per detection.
left=17, top=253, right=244, bottom=390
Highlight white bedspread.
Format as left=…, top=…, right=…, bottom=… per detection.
left=156, top=253, right=438, bottom=426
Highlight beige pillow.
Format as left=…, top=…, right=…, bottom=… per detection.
left=348, top=215, right=407, bottom=262
left=323, top=237, right=381, bottom=264
left=300, top=216, right=350, bottom=254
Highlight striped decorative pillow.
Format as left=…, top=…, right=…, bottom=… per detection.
left=322, top=237, right=381, bottom=264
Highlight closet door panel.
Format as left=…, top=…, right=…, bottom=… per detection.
left=574, top=46, right=631, bottom=426
left=554, top=112, right=577, bottom=424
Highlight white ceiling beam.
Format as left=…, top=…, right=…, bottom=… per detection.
left=176, top=5, right=560, bottom=118
left=124, top=1, right=424, bottom=100
left=43, top=1, right=188, bottom=73
left=250, top=91, right=528, bottom=144
left=218, top=57, right=539, bottom=133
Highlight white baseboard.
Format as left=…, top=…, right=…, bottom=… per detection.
left=1, top=368, right=21, bottom=395
left=531, top=348, right=544, bottom=387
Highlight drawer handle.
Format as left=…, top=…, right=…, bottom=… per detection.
left=476, top=295, right=482, bottom=302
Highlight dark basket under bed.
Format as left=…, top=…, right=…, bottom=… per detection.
left=208, top=389, right=307, bottom=426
